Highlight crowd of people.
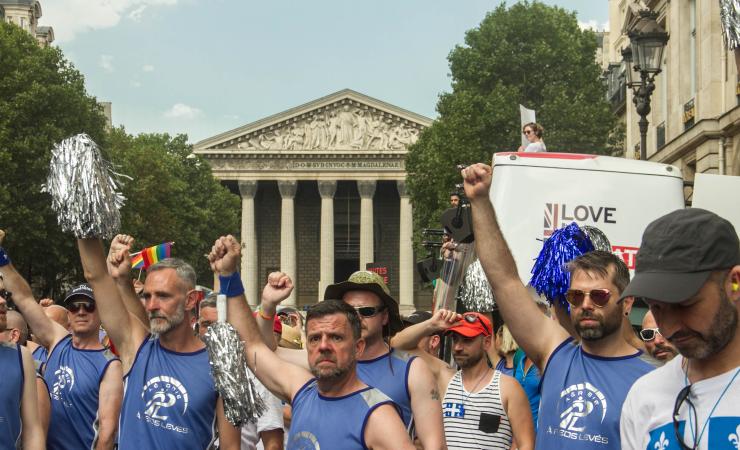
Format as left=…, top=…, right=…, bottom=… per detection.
left=0, top=162, right=738, bottom=449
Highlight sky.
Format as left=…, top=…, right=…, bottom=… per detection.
left=39, top=1, right=609, bottom=144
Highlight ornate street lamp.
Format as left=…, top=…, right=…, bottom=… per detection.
left=623, top=10, right=669, bottom=160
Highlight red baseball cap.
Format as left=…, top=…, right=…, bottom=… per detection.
left=446, top=312, right=492, bottom=338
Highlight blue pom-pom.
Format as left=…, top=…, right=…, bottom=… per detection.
left=529, top=222, right=595, bottom=306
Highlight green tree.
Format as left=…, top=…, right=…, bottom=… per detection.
left=106, top=128, right=241, bottom=286
left=0, top=21, right=107, bottom=296
left=406, top=1, right=616, bottom=237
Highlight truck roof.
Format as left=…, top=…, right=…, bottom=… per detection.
left=493, top=152, right=683, bottom=179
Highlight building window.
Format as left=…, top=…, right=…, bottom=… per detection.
left=19, top=16, right=25, bottom=30
left=656, top=122, right=666, bottom=149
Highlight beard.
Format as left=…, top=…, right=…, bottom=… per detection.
left=671, top=289, right=738, bottom=359
left=310, top=353, right=355, bottom=382
left=573, top=308, right=622, bottom=341
left=454, top=349, right=485, bottom=369
left=149, top=302, right=186, bottom=335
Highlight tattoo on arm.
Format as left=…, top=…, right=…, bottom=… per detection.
left=431, top=389, right=440, bottom=401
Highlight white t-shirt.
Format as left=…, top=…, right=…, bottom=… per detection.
left=241, top=372, right=284, bottom=450
left=524, top=141, right=546, bottom=152
left=620, top=355, right=740, bottom=450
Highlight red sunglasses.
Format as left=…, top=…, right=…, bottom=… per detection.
left=565, top=289, right=612, bottom=308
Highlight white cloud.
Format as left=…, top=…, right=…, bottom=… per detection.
left=579, top=20, right=610, bottom=32
left=164, top=103, right=202, bottom=120
left=142, top=64, right=155, bottom=72
left=99, top=55, right=115, bottom=72
left=41, top=0, right=178, bottom=43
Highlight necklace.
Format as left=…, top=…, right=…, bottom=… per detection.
left=683, top=364, right=740, bottom=447
left=461, top=368, right=491, bottom=407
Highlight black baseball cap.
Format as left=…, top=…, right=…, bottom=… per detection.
left=621, top=208, right=740, bottom=303
left=63, top=284, right=95, bottom=305
left=403, top=310, right=432, bottom=326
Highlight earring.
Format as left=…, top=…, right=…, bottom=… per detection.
left=733, top=282, right=739, bottom=292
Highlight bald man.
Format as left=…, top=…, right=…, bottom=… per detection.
left=3, top=311, right=29, bottom=344
left=639, top=311, right=678, bottom=363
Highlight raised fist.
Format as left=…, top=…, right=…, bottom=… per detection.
left=208, top=235, right=241, bottom=276
left=461, top=163, right=493, bottom=202
left=107, top=234, right=135, bottom=280
left=261, top=272, right=294, bottom=308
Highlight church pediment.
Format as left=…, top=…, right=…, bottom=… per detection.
left=194, top=89, right=433, bottom=153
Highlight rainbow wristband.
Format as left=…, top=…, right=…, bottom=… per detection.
left=219, top=272, right=244, bottom=297
left=0, top=248, right=9, bottom=267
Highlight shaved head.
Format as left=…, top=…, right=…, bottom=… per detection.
left=5, top=311, right=28, bottom=344
left=45, top=305, right=69, bottom=329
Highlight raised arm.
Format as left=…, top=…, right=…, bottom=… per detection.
left=462, top=164, right=569, bottom=370
left=106, top=235, right=148, bottom=327
left=0, top=231, right=67, bottom=350
left=77, top=238, right=147, bottom=372
left=207, top=235, right=312, bottom=402
left=20, top=347, right=45, bottom=450
left=255, top=272, right=294, bottom=351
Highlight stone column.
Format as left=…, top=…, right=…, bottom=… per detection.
left=238, top=181, right=259, bottom=306
left=397, top=180, right=414, bottom=313
left=318, top=181, right=337, bottom=300
left=357, top=180, right=376, bottom=270
left=278, top=180, right=298, bottom=305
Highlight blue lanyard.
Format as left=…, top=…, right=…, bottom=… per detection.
left=685, top=367, right=740, bottom=447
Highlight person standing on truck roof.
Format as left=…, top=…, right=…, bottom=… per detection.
left=461, top=163, right=657, bottom=450
left=518, top=122, right=546, bottom=153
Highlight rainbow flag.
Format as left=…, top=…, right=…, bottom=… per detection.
left=131, top=242, right=173, bottom=270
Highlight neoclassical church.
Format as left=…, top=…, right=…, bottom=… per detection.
left=193, top=89, right=433, bottom=312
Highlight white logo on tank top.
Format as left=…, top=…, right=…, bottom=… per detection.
left=51, top=366, right=75, bottom=407
left=138, top=376, right=191, bottom=434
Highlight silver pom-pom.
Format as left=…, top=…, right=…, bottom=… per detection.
left=720, top=0, right=740, bottom=50
left=581, top=226, right=612, bottom=252
left=203, top=296, right=265, bottom=426
left=457, top=259, right=495, bottom=312
left=42, top=134, right=128, bottom=238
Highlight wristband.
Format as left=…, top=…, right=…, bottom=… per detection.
left=218, top=272, right=244, bottom=297
left=0, top=247, right=10, bottom=267
left=258, top=309, right=274, bottom=321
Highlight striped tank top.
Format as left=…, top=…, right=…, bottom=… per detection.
left=442, top=369, right=512, bottom=450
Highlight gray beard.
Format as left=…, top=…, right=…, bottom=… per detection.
left=149, top=302, right=185, bottom=335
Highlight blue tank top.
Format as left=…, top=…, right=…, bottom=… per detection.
left=0, top=342, right=22, bottom=450
left=44, top=335, right=119, bottom=450
left=536, top=338, right=656, bottom=450
left=119, top=336, right=218, bottom=450
left=288, top=379, right=398, bottom=450
left=514, top=355, right=541, bottom=430
left=356, top=349, right=415, bottom=427
left=32, top=344, right=48, bottom=368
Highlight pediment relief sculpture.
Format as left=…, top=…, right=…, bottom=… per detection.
left=235, top=104, right=421, bottom=151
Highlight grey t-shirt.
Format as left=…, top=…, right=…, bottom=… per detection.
left=524, top=141, right=546, bottom=152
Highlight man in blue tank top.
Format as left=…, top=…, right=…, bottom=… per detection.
left=0, top=234, right=121, bottom=450
left=0, top=232, right=51, bottom=449
left=460, top=164, right=656, bottom=450
left=257, top=270, right=447, bottom=450
left=207, top=235, right=415, bottom=450
left=77, top=236, right=240, bottom=450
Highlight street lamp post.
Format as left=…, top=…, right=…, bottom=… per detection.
left=622, top=10, right=669, bottom=161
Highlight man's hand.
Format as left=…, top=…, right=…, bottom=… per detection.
left=461, top=163, right=493, bottom=202
left=427, top=309, right=462, bottom=333
left=39, top=298, right=54, bottom=307
left=107, top=234, right=134, bottom=280
left=262, top=272, right=294, bottom=309
left=208, top=235, right=241, bottom=276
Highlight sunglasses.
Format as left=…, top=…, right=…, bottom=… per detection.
left=523, top=130, right=533, bottom=135
left=0, top=289, right=11, bottom=301
left=462, top=313, right=491, bottom=336
left=639, top=327, right=663, bottom=342
left=67, top=302, right=96, bottom=313
left=354, top=305, right=385, bottom=318
left=673, top=384, right=697, bottom=450
left=565, top=289, right=612, bottom=308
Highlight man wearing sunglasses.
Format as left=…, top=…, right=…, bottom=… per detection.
left=461, top=164, right=656, bottom=450
left=255, top=270, right=447, bottom=450
left=620, top=208, right=740, bottom=450
left=392, top=310, right=535, bottom=449
left=640, top=311, right=678, bottom=363
left=0, top=231, right=119, bottom=450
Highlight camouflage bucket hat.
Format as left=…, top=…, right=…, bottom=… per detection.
left=324, top=270, right=404, bottom=337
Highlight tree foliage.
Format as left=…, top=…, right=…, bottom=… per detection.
left=406, top=1, right=616, bottom=238
left=106, top=129, right=240, bottom=286
left=0, top=22, right=107, bottom=296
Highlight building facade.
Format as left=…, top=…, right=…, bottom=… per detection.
left=603, top=0, right=740, bottom=201
left=0, top=0, right=54, bottom=46
left=194, top=90, right=432, bottom=312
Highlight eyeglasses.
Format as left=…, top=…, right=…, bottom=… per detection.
left=67, top=302, right=96, bottom=313
left=565, top=289, right=612, bottom=308
left=639, top=327, right=663, bottom=342
left=523, top=130, right=533, bottom=135
left=462, top=313, right=491, bottom=335
left=673, top=384, right=697, bottom=450
left=354, top=305, right=385, bottom=318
